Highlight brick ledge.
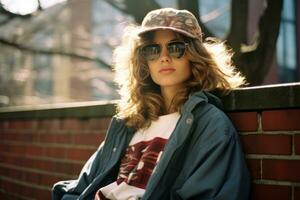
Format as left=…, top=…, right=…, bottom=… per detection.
left=0, top=83, right=299, bottom=119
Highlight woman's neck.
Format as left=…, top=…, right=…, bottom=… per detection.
left=161, top=85, right=181, bottom=114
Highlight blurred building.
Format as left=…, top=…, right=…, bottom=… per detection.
left=199, top=0, right=299, bottom=84
left=0, top=0, right=133, bottom=106
left=0, top=0, right=298, bottom=106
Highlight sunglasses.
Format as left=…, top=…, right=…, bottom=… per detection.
left=140, top=41, right=188, bottom=61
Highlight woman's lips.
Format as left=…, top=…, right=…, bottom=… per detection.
left=159, top=68, right=176, bottom=73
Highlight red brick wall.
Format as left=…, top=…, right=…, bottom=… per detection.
left=0, top=84, right=300, bottom=199
left=227, top=109, right=300, bottom=200
left=0, top=117, right=110, bottom=199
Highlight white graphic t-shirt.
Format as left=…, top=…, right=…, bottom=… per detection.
left=95, top=112, right=180, bottom=200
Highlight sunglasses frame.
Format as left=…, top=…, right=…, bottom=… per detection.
left=140, top=41, right=189, bottom=61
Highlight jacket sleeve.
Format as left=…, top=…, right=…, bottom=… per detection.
left=52, top=142, right=105, bottom=200
left=176, top=115, right=250, bottom=200
left=52, top=117, right=117, bottom=200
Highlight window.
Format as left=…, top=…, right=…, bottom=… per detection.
left=276, top=0, right=297, bottom=82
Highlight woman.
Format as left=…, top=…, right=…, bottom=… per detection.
left=52, top=8, right=250, bottom=200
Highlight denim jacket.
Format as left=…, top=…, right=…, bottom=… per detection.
left=52, top=91, right=250, bottom=200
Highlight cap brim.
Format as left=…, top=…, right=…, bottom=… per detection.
left=138, top=26, right=197, bottom=38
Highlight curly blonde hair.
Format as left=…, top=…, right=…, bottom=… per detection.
left=113, top=26, right=245, bottom=130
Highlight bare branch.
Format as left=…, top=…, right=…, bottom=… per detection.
left=252, top=0, right=283, bottom=84
left=235, top=0, right=283, bottom=85
left=104, top=0, right=160, bottom=23
left=226, top=0, right=248, bottom=52
left=0, top=37, right=111, bottom=69
left=178, top=0, right=214, bottom=38
left=0, top=15, right=13, bottom=26
left=37, top=0, right=43, bottom=11
left=104, top=0, right=127, bottom=13
left=0, top=3, right=67, bottom=45
left=0, top=2, right=42, bottom=26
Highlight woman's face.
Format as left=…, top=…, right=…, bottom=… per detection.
left=146, top=30, right=191, bottom=91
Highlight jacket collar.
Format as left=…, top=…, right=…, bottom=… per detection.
left=181, top=90, right=223, bottom=114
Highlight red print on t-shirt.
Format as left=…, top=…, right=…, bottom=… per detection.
left=117, top=137, right=167, bottom=189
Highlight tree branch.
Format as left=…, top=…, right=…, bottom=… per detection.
left=104, top=0, right=127, bottom=14
left=0, top=15, right=13, bottom=26
left=104, top=0, right=160, bottom=23
left=0, top=3, right=67, bottom=45
left=37, top=0, right=43, bottom=11
left=252, top=0, right=283, bottom=84
left=0, top=37, right=111, bottom=69
left=226, top=0, right=248, bottom=52
left=0, top=2, right=41, bottom=26
left=178, top=0, right=214, bottom=38
left=235, top=0, right=283, bottom=85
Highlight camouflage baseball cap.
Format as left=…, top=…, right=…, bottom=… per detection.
left=138, top=8, right=203, bottom=41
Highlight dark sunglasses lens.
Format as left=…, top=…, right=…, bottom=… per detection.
left=142, top=44, right=161, bottom=61
left=167, top=42, right=186, bottom=58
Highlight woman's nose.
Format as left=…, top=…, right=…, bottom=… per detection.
left=159, top=46, right=171, bottom=62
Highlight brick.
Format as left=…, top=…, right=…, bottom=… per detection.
left=44, top=146, right=67, bottom=159
left=240, top=135, right=292, bottom=155
left=65, top=148, right=95, bottom=161
left=38, top=134, right=58, bottom=143
left=1, top=143, right=44, bottom=156
left=56, top=134, right=73, bottom=143
left=0, top=165, right=72, bottom=187
left=27, top=145, right=45, bottom=156
left=40, top=173, right=65, bottom=186
left=8, top=120, right=25, bottom=129
left=263, top=159, right=300, bottom=182
left=1, top=143, right=44, bottom=157
left=38, top=119, right=61, bottom=130
left=99, top=117, right=112, bottom=131
left=2, top=132, right=39, bottom=143
left=0, top=143, right=22, bottom=155
left=13, top=144, right=44, bottom=156
left=227, top=112, right=258, bottom=132
left=251, top=184, right=291, bottom=200
left=55, top=161, right=83, bottom=176
left=0, top=143, right=6, bottom=153
left=7, top=120, right=36, bottom=129
left=1, top=133, right=17, bottom=141
left=61, top=118, right=83, bottom=130
left=73, top=163, right=84, bottom=174
left=295, top=135, right=300, bottom=155
left=0, top=152, right=82, bottom=176
left=38, top=133, right=73, bottom=144
left=89, top=118, right=106, bottom=130
left=23, top=120, right=38, bottom=129
left=38, top=133, right=72, bottom=144
left=0, top=120, right=8, bottom=129
left=0, top=143, right=5, bottom=152
left=262, top=109, right=300, bottom=131
left=0, top=178, right=51, bottom=199
left=246, top=159, right=261, bottom=179
left=73, top=133, right=105, bottom=146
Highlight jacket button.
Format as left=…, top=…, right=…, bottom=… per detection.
left=186, top=118, right=193, bottom=124
left=113, top=147, right=117, bottom=152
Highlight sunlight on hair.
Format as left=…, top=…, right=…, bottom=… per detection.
left=113, top=25, right=140, bottom=104
left=203, top=38, right=246, bottom=89
left=112, top=26, right=246, bottom=130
